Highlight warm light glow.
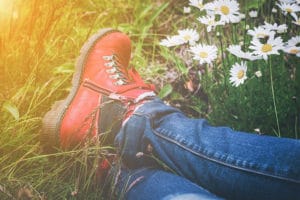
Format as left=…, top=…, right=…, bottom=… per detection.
left=0, top=0, right=14, bottom=16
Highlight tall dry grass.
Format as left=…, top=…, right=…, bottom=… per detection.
left=0, top=0, right=168, bottom=199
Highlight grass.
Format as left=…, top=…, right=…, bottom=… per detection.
left=0, top=0, right=172, bottom=199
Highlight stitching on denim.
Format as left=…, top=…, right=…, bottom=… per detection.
left=133, top=112, right=300, bottom=184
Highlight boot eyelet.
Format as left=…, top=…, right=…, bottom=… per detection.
left=102, top=55, right=114, bottom=61
left=114, top=80, right=125, bottom=85
left=104, top=61, right=115, bottom=67
left=106, top=68, right=117, bottom=74
left=109, top=74, right=120, bottom=79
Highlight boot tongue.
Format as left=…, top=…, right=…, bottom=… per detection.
left=98, top=95, right=126, bottom=144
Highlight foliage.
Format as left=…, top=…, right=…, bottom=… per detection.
left=157, top=0, right=300, bottom=138
left=0, top=0, right=168, bottom=199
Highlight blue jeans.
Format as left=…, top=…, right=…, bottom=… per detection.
left=110, top=98, right=300, bottom=200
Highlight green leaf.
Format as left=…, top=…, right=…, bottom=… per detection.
left=158, top=84, right=173, bottom=99
left=53, top=62, right=74, bottom=74
left=2, top=101, right=20, bottom=120
left=170, top=91, right=184, bottom=101
left=243, top=0, right=266, bottom=10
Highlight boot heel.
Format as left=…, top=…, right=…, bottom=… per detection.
left=41, top=100, right=66, bottom=152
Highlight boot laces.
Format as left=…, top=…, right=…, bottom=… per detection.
left=100, top=54, right=156, bottom=103
left=103, top=54, right=129, bottom=86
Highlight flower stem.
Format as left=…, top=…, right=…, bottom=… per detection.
left=268, top=58, right=281, bottom=137
left=295, top=115, right=298, bottom=139
left=218, top=33, right=228, bottom=91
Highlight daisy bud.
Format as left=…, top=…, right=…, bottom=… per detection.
left=184, top=7, right=191, bottom=14
left=272, top=8, right=277, bottom=13
left=249, top=10, right=258, bottom=18
left=136, top=152, right=144, bottom=158
left=254, top=128, right=261, bottom=134
left=255, top=71, right=262, bottom=77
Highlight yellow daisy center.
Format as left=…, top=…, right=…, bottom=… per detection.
left=237, top=70, right=245, bottom=79
left=290, top=48, right=299, bottom=54
left=220, top=5, right=230, bottom=15
left=198, top=3, right=203, bottom=9
left=199, top=51, right=208, bottom=58
left=184, top=35, right=191, bottom=41
left=285, top=8, right=293, bottom=13
left=261, top=44, right=272, bottom=53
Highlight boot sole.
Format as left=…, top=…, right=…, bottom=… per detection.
left=41, top=28, right=120, bottom=152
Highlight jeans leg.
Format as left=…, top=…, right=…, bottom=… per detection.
left=106, top=164, right=223, bottom=200
left=115, top=99, right=300, bottom=200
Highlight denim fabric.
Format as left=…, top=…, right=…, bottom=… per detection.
left=107, top=165, right=223, bottom=200
left=115, top=98, right=300, bottom=200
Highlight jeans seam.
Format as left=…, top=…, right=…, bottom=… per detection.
left=133, top=112, right=300, bottom=184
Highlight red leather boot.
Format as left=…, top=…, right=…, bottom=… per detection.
left=41, top=28, right=155, bottom=151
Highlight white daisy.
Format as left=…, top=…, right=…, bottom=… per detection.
left=249, top=10, right=258, bottom=18
left=283, top=46, right=300, bottom=56
left=247, top=26, right=276, bottom=39
left=278, top=0, right=297, bottom=4
left=229, top=61, right=248, bottom=87
left=207, top=0, right=241, bottom=24
left=189, top=44, right=218, bottom=64
left=159, top=35, right=184, bottom=47
left=189, top=0, right=205, bottom=10
left=227, top=45, right=262, bottom=61
left=272, top=8, right=278, bottom=13
left=292, top=14, right=300, bottom=25
left=276, top=2, right=300, bottom=19
left=178, top=29, right=199, bottom=45
left=286, top=35, right=300, bottom=46
left=261, top=21, right=288, bottom=33
left=204, top=2, right=219, bottom=13
left=197, top=15, right=225, bottom=32
left=249, top=33, right=284, bottom=60
left=284, top=36, right=300, bottom=56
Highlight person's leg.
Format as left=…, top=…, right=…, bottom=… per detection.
left=106, top=165, right=223, bottom=200
left=41, top=28, right=299, bottom=199
left=115, top=98, right=300, bottom=200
